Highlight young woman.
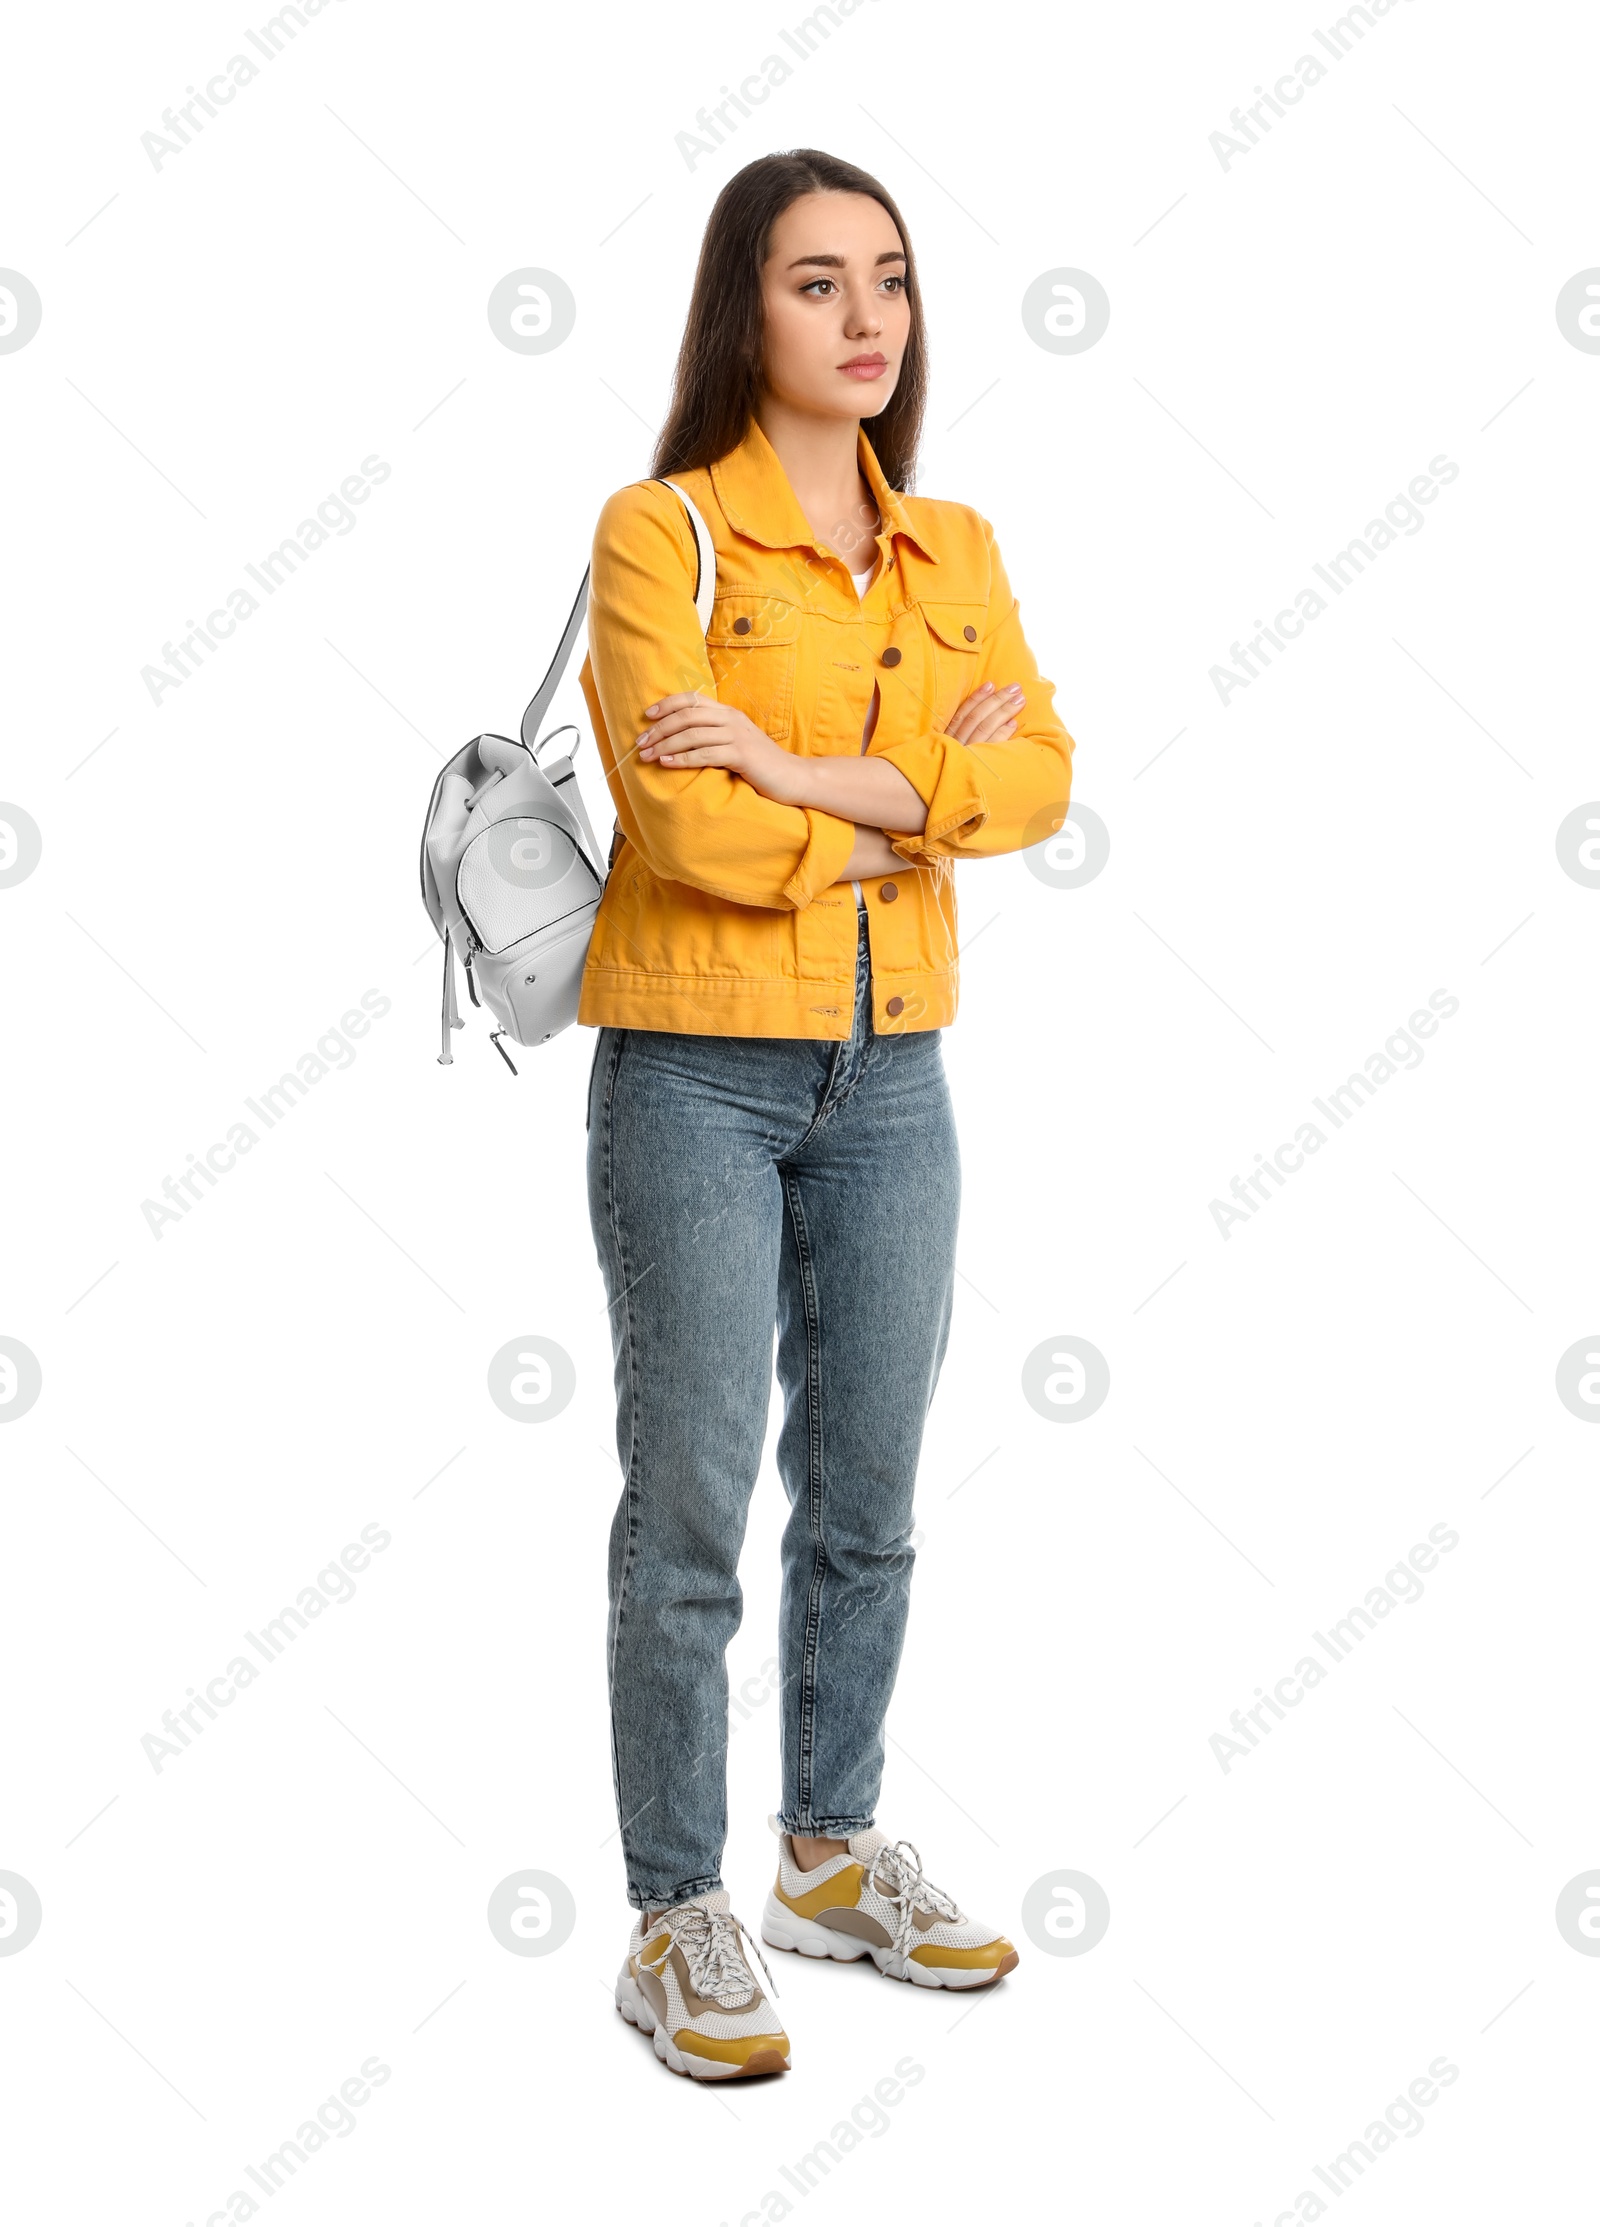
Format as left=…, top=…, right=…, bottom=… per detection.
left=577, top=148, right=1075, bottom=2081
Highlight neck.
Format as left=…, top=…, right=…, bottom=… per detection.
left=753, top=397, right=876, bottom=559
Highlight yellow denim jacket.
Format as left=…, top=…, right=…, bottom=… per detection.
left=576, top=415, right=1074, bottom=1038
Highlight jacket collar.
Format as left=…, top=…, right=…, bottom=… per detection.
left=709, top=414, right=938, bottom=565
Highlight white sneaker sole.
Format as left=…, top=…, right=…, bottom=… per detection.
left=614, top=1965, right=789, bottom=2079
left=760, top=1891, right=1013, bottom=1990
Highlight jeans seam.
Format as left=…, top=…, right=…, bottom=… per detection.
left=601, top=1031, right=648, bottom=1891
left=781, top=1167, right=827, bottom=1825
left=584, top=1028, right=603, bottom=1133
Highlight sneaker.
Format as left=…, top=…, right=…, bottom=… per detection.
left=615, top=1890, right=790, bottom=2079
left=761, top=1820, right=1019, bottom=1989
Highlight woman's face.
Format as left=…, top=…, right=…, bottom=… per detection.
left=758, top=191, right=911, bottom=423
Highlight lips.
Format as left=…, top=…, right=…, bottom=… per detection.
left=839, top=354, right=888, bottom=378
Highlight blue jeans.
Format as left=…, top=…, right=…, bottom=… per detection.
left=586, top=908, right=960, bottom=1910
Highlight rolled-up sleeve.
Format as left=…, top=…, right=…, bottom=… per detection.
left=878, top=518, right=1075, bottom=864
left=579, top=481, right=857, bottom=910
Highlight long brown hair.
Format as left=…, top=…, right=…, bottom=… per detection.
left=651, top=149, right=927, bottom=492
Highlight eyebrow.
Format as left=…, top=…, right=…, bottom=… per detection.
left=785, top=250, right=907, bottom=270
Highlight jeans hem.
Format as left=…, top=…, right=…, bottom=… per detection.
left=628, top=1873, right=725, bottom=1913
left=776, top=1816, right=875, bottom=1838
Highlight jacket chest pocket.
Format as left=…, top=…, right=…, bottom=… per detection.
left=706, top=594, right=801, bottom=743
left=916, top=601, right=988, bottom=735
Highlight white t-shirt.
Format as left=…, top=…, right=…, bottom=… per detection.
left=849, top=562, right=878, bottom=908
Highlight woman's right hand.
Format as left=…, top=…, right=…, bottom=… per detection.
left=946, top=681, right=1024, bottom=744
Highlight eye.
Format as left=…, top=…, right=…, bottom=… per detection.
left=879, top=275, right=905, bottom=293
left=800, top=277, right=838, bottom=297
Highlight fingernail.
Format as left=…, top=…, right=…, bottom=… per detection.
left=643, top=702, right=660, bottom=715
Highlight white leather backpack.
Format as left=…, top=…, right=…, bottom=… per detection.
left=419, top=480, right=715, bottom=1073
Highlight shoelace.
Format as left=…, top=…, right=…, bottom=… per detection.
left=863, top=1840, right=962, bottom=1967
left=662, top=1903, right=780, bottom=2006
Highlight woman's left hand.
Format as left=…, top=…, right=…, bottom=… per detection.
left=635, top=694, right=804, bottom=804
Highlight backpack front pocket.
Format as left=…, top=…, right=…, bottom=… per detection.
left=455, top=816, right=600, bottom=952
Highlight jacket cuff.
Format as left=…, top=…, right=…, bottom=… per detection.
left=878, top=737, right=990, bottom=860
left=783, top=808, right=860, bottom=909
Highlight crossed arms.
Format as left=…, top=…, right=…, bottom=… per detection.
left=633, top=683, right=1028, bottom=883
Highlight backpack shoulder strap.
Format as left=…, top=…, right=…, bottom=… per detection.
left=520, top=569, right=590, bottom=752
left=656, top=478, right=717, bottom=631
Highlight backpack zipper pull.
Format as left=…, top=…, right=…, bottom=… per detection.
left=489, top=1030, right=519, bottom=1077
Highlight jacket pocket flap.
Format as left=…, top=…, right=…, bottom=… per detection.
left=706, top=595, right=801, bottom=647
left=918, top=601, right=987, bottom=651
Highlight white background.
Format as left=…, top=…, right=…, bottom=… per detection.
left=3, top=1, right=1598, bottom=2220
